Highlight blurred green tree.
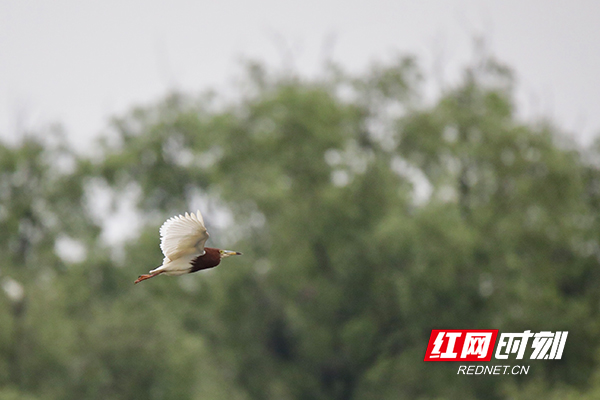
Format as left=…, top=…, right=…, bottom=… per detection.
left=1, top=52, right=600, bottom=400
left=91, top=55, right=600, bottom=399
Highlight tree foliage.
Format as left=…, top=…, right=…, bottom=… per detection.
left=1, top=53, right=600, bottom=399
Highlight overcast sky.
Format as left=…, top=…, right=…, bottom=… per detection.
left=1, top=0, right=599, bottom=151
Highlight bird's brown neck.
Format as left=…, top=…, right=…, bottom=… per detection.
left=190, top=247, right=221, bottom=273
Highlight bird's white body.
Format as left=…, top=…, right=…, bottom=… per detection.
left=150, top=253, right=197, bottom=276
left=149, top=211, right=209, bottom=276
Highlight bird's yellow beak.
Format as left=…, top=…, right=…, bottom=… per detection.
left=220, top=250, right=242, bottom=258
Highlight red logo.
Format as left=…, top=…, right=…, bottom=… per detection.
left=424, top=330, right=499, bottom=361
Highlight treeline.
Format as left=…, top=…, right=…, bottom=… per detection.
left=1, top=54, right=600, bottom=399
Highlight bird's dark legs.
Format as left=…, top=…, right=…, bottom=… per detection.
left=134, top=271, right=163, bottom=284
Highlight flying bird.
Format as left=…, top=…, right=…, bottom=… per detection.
left=134, top=210, right=241, bottom=284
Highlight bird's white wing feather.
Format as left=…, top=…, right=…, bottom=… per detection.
left=159, top=211, right=209, bottom=261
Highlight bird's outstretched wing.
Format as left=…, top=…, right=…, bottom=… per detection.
left=159, top=211, right=209, bottom=261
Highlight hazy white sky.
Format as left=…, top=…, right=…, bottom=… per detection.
left=1, top=0, right=599, bottom=150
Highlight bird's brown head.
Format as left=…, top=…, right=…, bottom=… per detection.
left=190, top=247, right=242, bottom=273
